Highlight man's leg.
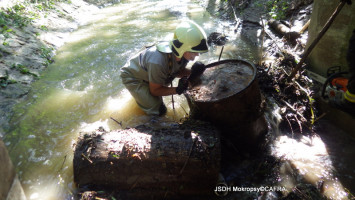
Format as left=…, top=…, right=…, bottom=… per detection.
left=330, top=30, right=355, bottom=115
left=345, top=29, right=355, bottom=103
left=122, top=78, right=165, bottom=116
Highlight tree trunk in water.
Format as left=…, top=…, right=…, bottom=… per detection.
left=73, top=121, right=221, bottom=198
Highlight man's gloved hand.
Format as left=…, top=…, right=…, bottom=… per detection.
left=176, top=76, right=188, bottom=95
left=188, top=61, right=206, bottom=82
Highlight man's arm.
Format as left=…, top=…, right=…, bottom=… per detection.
left=176, top=68, right=191, bottom=78
left=149, top=82, right=177, bottom=96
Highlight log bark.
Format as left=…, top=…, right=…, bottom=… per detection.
left=73, top=121, right=221, bottom=199
left=268, top=19, right=300, bottom=41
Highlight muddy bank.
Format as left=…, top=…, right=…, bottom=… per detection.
left=0, top=0, right=99, bottom=137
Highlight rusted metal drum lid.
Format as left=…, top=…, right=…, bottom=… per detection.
left=187, top=59, right=256, bottom=103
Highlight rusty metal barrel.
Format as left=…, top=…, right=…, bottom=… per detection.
left=185, top=59, right=267, bottom=147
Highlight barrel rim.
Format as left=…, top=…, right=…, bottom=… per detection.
left=187, top=59, right=256, bottom=103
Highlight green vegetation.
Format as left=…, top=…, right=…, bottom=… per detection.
left=0, top=0, right=72, bottom=30
left=253, top=0, right=289, bottom=20
left=30, top=0, right=72, bottom=11
left=0, top=0, right=69, bottom=81
left=0, top=3, right=33, bottom=45
left=265, top=0, right=288, bottom=20
left=223, top=0, right=289, bottom=20
left=12, top=63, right=39, bottom=77
left=0, top=4, right=34, bottom=29
left=0, top=71, right=17, bottom=88
left=40, top=46, right=54, bottom=66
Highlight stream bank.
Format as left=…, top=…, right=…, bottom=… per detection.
left=0, top=0, right=99, bottom=138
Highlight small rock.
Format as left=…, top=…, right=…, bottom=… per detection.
left=0, top=83, right=31, bottom=99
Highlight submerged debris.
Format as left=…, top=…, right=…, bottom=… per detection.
left=257, top=46, right=317, bottom=135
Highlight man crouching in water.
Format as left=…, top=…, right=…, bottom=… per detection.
left=120, top=20, right=208, bottom=116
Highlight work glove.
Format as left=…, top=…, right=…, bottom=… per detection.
left=176, top=76, right=188, bottom=95
left=188, top=61, right=206, bottom=82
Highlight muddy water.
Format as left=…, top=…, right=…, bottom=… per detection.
left=2, top=0, right=258, bottom=199
left=2, top=0, right=355, bottom=200
left=263, top=102, right=355, bottom=200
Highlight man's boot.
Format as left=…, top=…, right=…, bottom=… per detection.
left=159, top=103, right=167, bottom=116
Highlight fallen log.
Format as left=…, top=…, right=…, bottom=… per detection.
left=73, top=121, right=221, bottom=199
left=268, top=19, right=300, bottom=42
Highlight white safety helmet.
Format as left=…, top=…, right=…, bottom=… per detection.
left=170, top=20, right=208, bottom=58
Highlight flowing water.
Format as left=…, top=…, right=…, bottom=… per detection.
left=3, top=0, right=355, bottom=199
left=3, top=0, right=258, bottom=199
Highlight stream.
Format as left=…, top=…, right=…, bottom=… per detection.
left=3, top=0, right=355, bottom=199
left=3, top=0, right=257, bottom=199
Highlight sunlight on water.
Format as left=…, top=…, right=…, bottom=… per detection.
left=272, top=135, right=349, bottom=199
left=105, top=89, right=133, bottom=112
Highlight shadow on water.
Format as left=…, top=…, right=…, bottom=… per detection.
left=214, top=99, right=355, bottom=200
left=313, top=120, right=355, bottom=198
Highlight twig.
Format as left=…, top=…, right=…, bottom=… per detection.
left=264, top=30, right=285, bottom=56
left=57, top=155, right=67, bottom=174
left=229, top=1, right=240, bottom=25
left=110, top=117, right=123, bottom=128
left=164, top=190, right=169, bottom=198
left=81, top=153, right=93, bottom=164
left=294, top=114, right=303, bottom=133
left=171, top=94, right=175, bottom=110
left=218, top=46, right=224, bottom=61
left=313, top=112, right=327, bottom=124
left=179, top=137, right=197, bottom=175
left=180, top=104, right=188, bottom=116
left=285, top=115, right=294, bottom=138
left=260, top=16, right=266, bottom=66
left=294, top=81, right=315, bottom=124
left=171, top=81, right=175, bottom=110
left=281, top=99, right=307, bottom=122
left=299, top=19, right=310, bottom=34
left=129, top=175, right=141, bottom=190
left=294, top=80, right=310, bottom=95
